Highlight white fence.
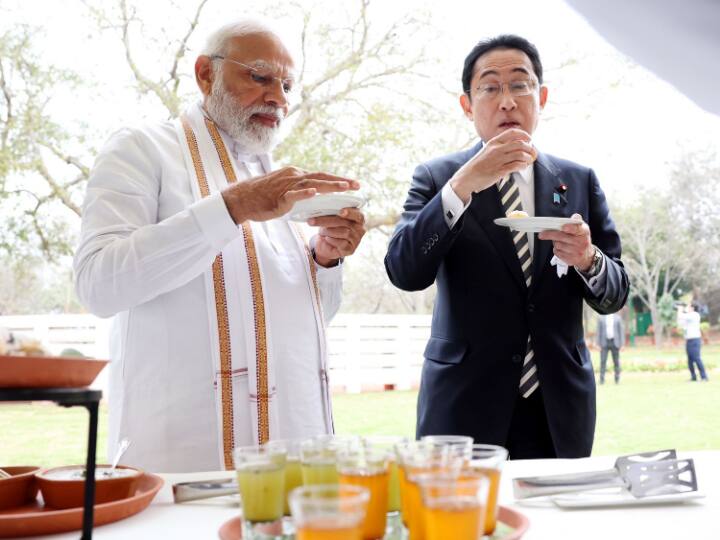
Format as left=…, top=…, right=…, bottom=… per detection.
left=0, top=313, right=431, bottom=394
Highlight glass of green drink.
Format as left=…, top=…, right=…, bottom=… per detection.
left=234, top=444, right=287, bottom=539
left=264, top=439, right=305, bottom=516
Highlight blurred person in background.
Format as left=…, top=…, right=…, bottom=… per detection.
left=677, top=303, right=709, bottom=382
left=596, top=313, right=624, bottom=384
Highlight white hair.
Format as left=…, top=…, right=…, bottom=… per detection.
left=201, top=18, right=277, bottom=57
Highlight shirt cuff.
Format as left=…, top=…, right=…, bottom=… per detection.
left=441, top=182, right=471, bottom=229
left=189, top=192, right=241, bottom=251
left=575, top=251, right=607, bottom=295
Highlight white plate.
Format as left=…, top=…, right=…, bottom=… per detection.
left=288, top=193, right=366, bottom=222
left=551, top=488, right=706, bottom=509
left=494, top=216, right=583, bottom=233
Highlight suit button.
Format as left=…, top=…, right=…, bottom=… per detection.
left=512, top=354, right=522, bottom=364
left=528, top=303, right=535, bottom=313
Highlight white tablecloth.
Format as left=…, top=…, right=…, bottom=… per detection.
left=22, top=451, right=719, bottom=539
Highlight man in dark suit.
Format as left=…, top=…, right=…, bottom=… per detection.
left=596, top=313, right=625, bottom=384
left=384, top=35, right=629, bottom=459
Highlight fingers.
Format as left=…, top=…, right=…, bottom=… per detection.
left=283, top=188, right=318, bottom=205
left=319, top=234, right=353, bottom=252
left=492, top=128, right=532, bottom=144
left=298, top=172, right=361, bottom=190
left=502, top=150, right=536, bottom=165
left=308, top=208, right=365, bottom=227
left=314, top=237, right=343, bottom=259
left=290, top=178, right=351, bottom=192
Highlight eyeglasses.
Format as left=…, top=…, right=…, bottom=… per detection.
left=474, top=79, right=537, bottom=100
left=210, top=55, right=296, bottom=95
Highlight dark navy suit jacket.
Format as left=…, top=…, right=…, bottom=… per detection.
left=384, top=142, right=629, bottom=457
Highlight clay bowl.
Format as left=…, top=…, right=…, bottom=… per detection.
left=0, top=466, right=41, bottom=510
left=36, top=465, right=142, bottom=509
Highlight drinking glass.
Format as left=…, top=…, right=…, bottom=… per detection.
left=300, top=436, right=357, bottom=486
left=337, top=448, right=390, bottom=539
left=467, top=444, right=508, bottom=535
left=362, top=436, right=408, bottom=514
left=420, top=475, right=489, bottom=540
left=290, top=484, right=369, bottom=540
left=265, top=439, right=304, bottom=516
left=234, top=444, right=287, bottom=538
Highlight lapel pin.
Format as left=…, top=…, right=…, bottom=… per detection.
left=553, top=184, right=568, bottom=206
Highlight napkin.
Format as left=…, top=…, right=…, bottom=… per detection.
left=550, top=256, right=569, bottom=277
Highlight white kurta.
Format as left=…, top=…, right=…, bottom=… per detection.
left=74, top=105, right=342, bottom=472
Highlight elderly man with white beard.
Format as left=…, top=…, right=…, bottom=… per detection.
left=74, top=19, right=366, bottom=472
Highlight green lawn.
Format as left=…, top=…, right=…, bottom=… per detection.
left=1, top=368, right=716, bottom=467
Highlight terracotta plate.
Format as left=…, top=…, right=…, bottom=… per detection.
left=0, top=473, right=163, bottom=538
left=0, top=355, right=108, bottom=388
left=218, top=515, right=242, bottom=540
left=497, top=505, right=530, bottom=539
left=217, top=505, right=529, bottom=540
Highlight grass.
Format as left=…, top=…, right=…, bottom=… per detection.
left=1, top=352, right=716, bottom=467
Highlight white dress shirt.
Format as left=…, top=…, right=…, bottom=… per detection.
left=605, top=313, right=615, bottom=340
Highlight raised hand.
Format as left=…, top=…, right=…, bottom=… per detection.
left=221, top=166, right=360, bottom=224
left=449, top=128, right=537, bottom=203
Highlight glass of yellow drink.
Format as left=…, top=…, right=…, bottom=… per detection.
left=300, top=436, right=359, bottom=487
left=467, top=444, right=508, bottom=536
left=290, top=484, right=369, bottom=540
left=361, top=436, right=408, bottom=514
left=265, top=439, right=305, bottom=516
left=234, top=444, right=287, bottom=538
left=337, top=448, right=390, bottom=540
left=420, top=475, right=489, bottom=540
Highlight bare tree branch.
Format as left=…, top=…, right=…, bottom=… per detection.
left=41, top=143, right=90, bottom=178
left=169, top=0, right=209, bottom=95
left=34, top=158, right=82, bottom=216
left=0, top=58, right=12, bottom=149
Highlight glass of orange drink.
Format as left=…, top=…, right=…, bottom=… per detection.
left=289, top=484, right=369, bottom=540
left=361, top=436, right=408, bottom=515
left=467, top=444, right=508, bottom=536
left=420, top=475, right=489, bottom=540
left=234, top=444, right=287, bottom=539
left=337, top=448, right=390, bottom=540
left=399, top=442, right=464, bottom=540
left=420, top=435, right=474, bottom=463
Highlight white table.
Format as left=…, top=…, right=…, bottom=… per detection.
left=24, top=451, right=719, bottom=539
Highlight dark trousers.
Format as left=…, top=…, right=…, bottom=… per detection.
left=505, top=389, right=556, bottom=460
left=686, top=338, right=708, bottom=381
left=599, top=346, right=621, bottom=383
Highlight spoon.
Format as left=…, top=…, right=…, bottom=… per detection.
left=108, top=438, right=131, bottom=476
left=0, top=468, right=11, bottom=479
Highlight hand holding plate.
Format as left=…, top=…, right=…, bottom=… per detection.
left=538, top=213, right=594, bottom=271
left=309, top=208, right=366, bottom=267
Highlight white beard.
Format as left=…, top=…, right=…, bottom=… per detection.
left=205, top=78, right=284, bottom=155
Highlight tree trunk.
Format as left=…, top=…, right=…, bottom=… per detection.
left=648, top=300, right=664, bottom=348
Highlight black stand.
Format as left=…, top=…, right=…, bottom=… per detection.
left=0, top=387, right=102, bottom=540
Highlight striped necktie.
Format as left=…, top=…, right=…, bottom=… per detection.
left=498, top=174, right=539, bottom=398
